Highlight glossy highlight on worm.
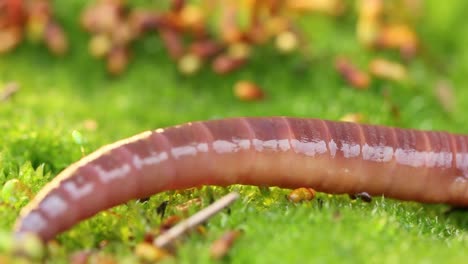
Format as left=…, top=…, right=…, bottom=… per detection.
left=14, top=117, right=468, bottom=240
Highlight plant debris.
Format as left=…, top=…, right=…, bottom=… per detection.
left=69, top=250, right=92, bottom=264
left=0, top=0, right=68, bottom=55
left=0, top=81, right=20, bottom=102
left=434, top=80, right=455, bottom=113
left=134, top=242, right=171, bottom=263
left=79, top=0, right=321, bottom=76
left=175, top=197, right=202, bottom=213
left=288, top=187, right=316, bottom=203
left=349, top=192, right=372, bottom=203
left=339, top=113, right=366, bottom=123
left=335, top=57, right=370, bottom=89
left=1, top=0, right=423, bottom=92
left=159, top=215, right=181, bottom=233
left=153, top=192, right=239, bottom=248
left=369, top=58, right=408, bottom=82
left=210, top=230, right=242, bottom=260
left=156, top=200, right=169, bottom=219
left=233, top=80, right=264, bottom=101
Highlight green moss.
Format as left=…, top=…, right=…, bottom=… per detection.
left=0, top=0, right=467, bottom=262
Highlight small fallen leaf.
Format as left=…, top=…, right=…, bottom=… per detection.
left=369, top=58, right=407, bottom=81
left=210, top=230, right=242, bottom=260
left=332, top=210, right=342, bottom=221
left=227, top=42, right=251, bottom=60
left=434, top=80, right=455, bottom=113
left=159, top=215, right=182, bottom=233
left=178, top=53, right=202, bottom=75
left=0, top=27, right=22, bottom=53
left=45, top=22, right=68, bottom=56
left=175, top=197, right=202, bottom=213
left=160, top=28, right=185, bottom=60
left=107, top=47, right=130, bottom=76
left=275, top=30, right=299, bottom=54
left=288, top=187, right=316, bottom=203
left=189, top=39, right=223, bottom=59
left=83, top=119, right=98, bottom=131
left=89, top=34, right=112, bottom=58
left=335, top=57, right=370, bottom=89
left=135, top=242, right=170, bottom=262
left=179, top=4, right=205, bottom=28
left=287, top=0, right=345, bottom=16
left=376, top=24, right=418, bottom=59
left=339, top=113, right=365, bottom=123
left=70, top=250, right=92, bottom=264
left=212, top=54, right=246, bottom=74
left=0, top=82, right=20, bottom=102
left=234, top=81, right=264, bottom=101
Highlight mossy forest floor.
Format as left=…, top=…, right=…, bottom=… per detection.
left=1, top=1, right=468, bottom=263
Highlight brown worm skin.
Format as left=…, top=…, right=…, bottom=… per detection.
left=14, top=117, right=468, bottom=240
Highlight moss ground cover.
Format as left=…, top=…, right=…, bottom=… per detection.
left=1, top=0, right=468, bottom=262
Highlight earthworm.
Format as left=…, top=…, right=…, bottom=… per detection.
left=14, top=117, right=468, bottom=240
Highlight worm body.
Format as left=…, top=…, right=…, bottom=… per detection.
left=14, top=117, right=468, bottom=240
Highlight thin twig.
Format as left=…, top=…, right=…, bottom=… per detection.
left=154, top=192, right=240, bottom=248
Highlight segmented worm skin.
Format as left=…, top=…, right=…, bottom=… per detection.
left=14, top=117, right=468, bottom=240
